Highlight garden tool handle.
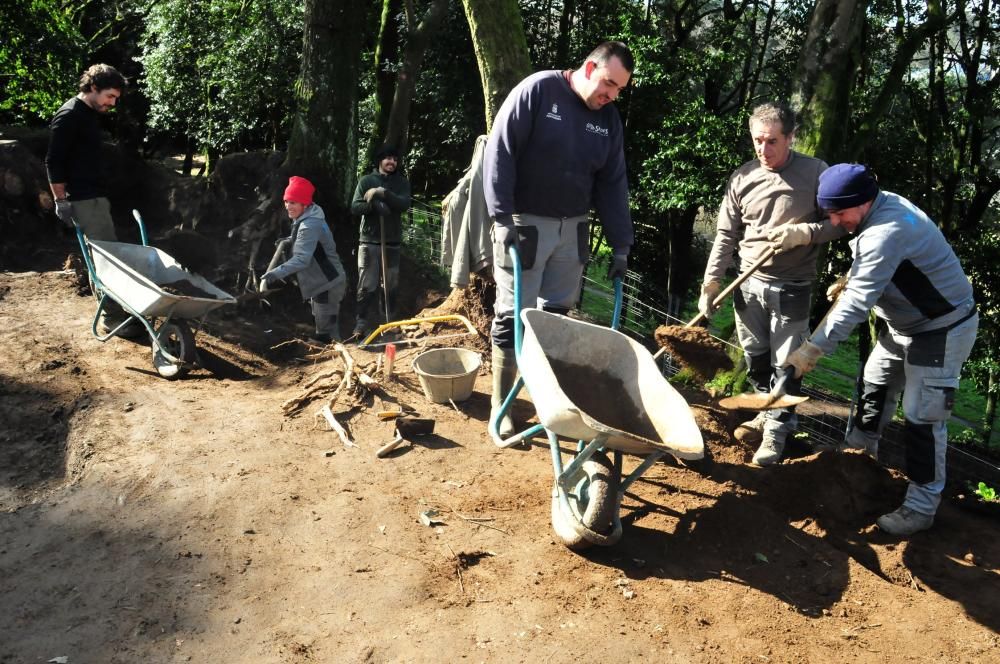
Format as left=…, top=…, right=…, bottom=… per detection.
left=684, top=245, right=778, bottom=328
left=376, top=430, right=405, bottom=458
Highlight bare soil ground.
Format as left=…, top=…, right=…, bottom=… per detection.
left=2, top=269, right=999, bottom=663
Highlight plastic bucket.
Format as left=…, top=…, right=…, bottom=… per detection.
left=411, top=347, right=481, bottom=403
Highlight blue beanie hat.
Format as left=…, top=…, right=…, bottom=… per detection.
left=817, top=164, right=879, bottom=210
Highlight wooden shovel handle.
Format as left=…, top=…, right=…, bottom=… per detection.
left=685, top=245, right=777, bottom=328
left=376, top=432, right=405, bottom=458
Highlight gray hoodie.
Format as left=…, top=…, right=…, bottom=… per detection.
left=811, top=191, right=975, bottom=354
left=267, top=204, right=345, bottom=300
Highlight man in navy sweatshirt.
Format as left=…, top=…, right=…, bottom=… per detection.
left=484, top=41, right=635, bottom=443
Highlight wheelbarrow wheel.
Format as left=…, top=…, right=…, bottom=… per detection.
left=551, top=452, right=619, bottom=550
left=152, top=320, right=196, bottom=379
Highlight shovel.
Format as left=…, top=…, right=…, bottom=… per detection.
left=376, top=418, right=435, bottom=458
left=653, top=245, right=777, bottom=361
left=718, top=277, right=847, bottom=411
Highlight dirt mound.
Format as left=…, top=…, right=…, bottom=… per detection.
left=3, top=269, right=1000, bottom=662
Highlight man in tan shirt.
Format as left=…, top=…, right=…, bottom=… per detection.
left=699, top=102, right=843, bottom=465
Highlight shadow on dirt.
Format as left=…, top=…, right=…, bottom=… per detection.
left=0, top=375, right=74, bottom=496
left=0, top=500, right=216, bottom=660
left=579, top=449, right=1000, bottom=633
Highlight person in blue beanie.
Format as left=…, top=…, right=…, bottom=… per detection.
left=786, top=163, right=978, bottom=536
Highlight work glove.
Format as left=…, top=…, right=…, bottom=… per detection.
left=372, top=200, right=390, bottom=216
left=259, top=271, right=284, bottom=293
left=826, top=273, right=849, bottom=302
left=698, top=280, right=722, bottom=319
left=363, top=188, right=378, bottom=203
left=767, top=223, right=812, bottom=254
left=492, top=217, right=517, bottom=250
left=785, top=340, right=824, bottom=378
left=54, top=199, right=75, bottom=227
left=606, top=252, right=628, bottom=281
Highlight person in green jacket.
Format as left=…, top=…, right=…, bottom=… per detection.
left=349, top=144, right=412, bottom=337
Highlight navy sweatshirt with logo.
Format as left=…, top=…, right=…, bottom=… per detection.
left=483, top=70, right=633, bottom=252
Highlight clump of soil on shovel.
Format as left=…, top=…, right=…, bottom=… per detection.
left=160, top=279, right=218, bottom=299
left=654, top=324, right=732, bottom=382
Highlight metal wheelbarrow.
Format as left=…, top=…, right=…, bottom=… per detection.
left=75, top=210, right=236, bottom=379
left=490, top=247, right=704, bottom=549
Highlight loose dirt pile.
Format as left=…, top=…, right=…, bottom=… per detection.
left=654, top=324, right=732, bottom=381
left=159, top=278, right=218, bottom=299
left=2, top=269, right=999, bottom=663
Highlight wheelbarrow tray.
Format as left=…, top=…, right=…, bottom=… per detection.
left=519, top=309, right=704, bottom=460
left=89, top=240, right=235, bottom=318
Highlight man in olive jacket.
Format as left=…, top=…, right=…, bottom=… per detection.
left=349, top=144, right=412, bottom=337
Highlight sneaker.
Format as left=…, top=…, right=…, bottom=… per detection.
left=876, top=506, right=934, bottom=536
left=735, top=411, right=768, bottom=445
left=752, top=434, right=785, bottom=466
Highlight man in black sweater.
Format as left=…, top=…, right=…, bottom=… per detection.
left=45, top=64, right=126, bottom=241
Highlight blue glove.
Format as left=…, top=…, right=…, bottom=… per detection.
left=606, top=252, right=628, bottom=281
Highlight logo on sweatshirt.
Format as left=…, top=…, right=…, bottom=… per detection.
left=546, top=104, right=562, bottom=121
left=586, top=122, right=609, bottom=136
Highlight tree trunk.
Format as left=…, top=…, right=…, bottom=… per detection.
left=286, top=0, right=368, bottom=213
left=369, top=0, right=403, bottom=160
left=461, top=0, right=532, bottom=132
left=791, top=0, right=868, bottom=161
left=384, top=0, right=451, bottom=155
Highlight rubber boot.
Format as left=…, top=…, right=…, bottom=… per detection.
left=490, top=345, right=517, bottom=439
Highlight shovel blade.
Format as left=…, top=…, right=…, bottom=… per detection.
left=717, top=392, right=810, bottom=411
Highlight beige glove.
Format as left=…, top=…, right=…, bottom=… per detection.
left=698, top=280, right=722, bottom=319
left=826, top=273, right=849, bottom=302
left=363, top=188, right=378, bottom=203
left=767, top=224, right=813, bottom=253
left=786, top=340, right=824, bottom=378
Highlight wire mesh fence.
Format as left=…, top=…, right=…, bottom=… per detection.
left=402, top=205, right=1000, bottom=487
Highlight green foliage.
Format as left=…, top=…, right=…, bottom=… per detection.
left=137, top=0, right=302, bottom=155
left=972, top=481, right=997, bottom=502
left=0, top=1, right=88, bottom=124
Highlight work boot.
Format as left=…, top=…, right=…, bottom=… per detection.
left=735, top=411, right=768, bottom=445
left=752, top=432, right=785, bottom=466
left=876, top=505, right=934, bottom=536
left=490, top=345, right=517, bottom=440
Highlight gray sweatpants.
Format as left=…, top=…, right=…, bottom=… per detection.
left=355, top=242, right=400, bottom=329
left=490, top=213, right=589, bottom=348
left=311, top=282, right=346, bottom=337
left=74, top=197, right=116, bottom=241
left=733, top=275, right=812, bottom=439
left=845, top=313, right=978, bottom=516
